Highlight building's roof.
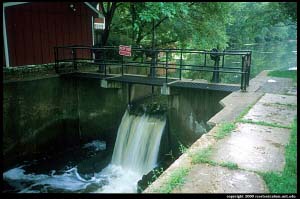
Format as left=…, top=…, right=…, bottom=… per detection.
left=83, top=2, right=104, bottom=18
left=3, top=2, right=104, bottom=18
left=88, top=2, right=98, bottom=8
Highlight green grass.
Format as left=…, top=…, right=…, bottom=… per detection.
left=236, top=94, right=294, bottom=129
left=239, top=119, right=291, bottom=129
left=274, top=103, right=297, bottom=109
left=191, top=147, right=214, bottom=165
left=235, top=95, right=263, bottom=122
left=191, top=147, right=239, bottom=170
left=260, top=117, right=297, bottom=193
left=262, top=102, right=297, bottom=110
left=268, top=70, right=297, bottom=83
left=219, top=162, right=239, bottom=170
left=155, top=167, right=190, bottom=193
left=214, top=122, right=236, bottom=140
left=236, top=106, right=253, bottom=122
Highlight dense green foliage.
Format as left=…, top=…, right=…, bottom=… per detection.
left=97, top=2, right=297, bottom=49
left=227, top=3, right=297, bottom=45
left=260, top=117, right=297, bottom=193
left=106, top=2, right=232, bottom=49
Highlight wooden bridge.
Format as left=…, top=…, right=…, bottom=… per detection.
left=54, top=46, right=252, bottom=92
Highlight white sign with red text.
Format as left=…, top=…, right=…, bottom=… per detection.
left=119, top=45, right=131, bottom=56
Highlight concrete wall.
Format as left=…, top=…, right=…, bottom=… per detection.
left=3, top=77, right=157, bottom=170
left=3, top=76, right=229, bottom=173
left=161, top=88, right=229, bottom=159
left=3, top=77, right=78, bottom=169
left=3, top=77, right=128, bottom=170
left=76, top=78, right=128, bottom=148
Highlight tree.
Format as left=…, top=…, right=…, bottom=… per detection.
left=99, top=2, right=297, bottom=49
left=226, top=2, right=297, bottom=44
left=128, top=2, right=190, bottom=47
left=109, top=2, right=232, bottom=50
left=98, top=2, right=122, bottom=46
left=269, top=2, right=297, bottom=24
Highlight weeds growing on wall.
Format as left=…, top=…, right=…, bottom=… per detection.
left=155, top=167, right=190, bottom=193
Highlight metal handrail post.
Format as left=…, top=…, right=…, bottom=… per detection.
left=245, top=55, right=249, bottom=86
left=204, top=52, right=207, bottom=67
left=72, top=48, right=77, bottom=70
left=150, top=49, right=156, bottom=77
left=103, top=50, right=106, bottom=76
left=54, top=47, right=58, bottom=73
left=246, top=53, right=251, bottom=86
left=241, top=55, right=246, bottom=91
left=90, top=48, right=94, bottom=62
left=211, top=59, right=220, bottom=83
left=222, top=50, right=225, bottom=68
left=180, top=49, right=183, bottom=80
left=121, top=55, right=124, bottom=75
left=166, top=51, right=169, bottom=83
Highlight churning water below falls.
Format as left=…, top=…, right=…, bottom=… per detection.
left=3, top=110, right=166, bottom=193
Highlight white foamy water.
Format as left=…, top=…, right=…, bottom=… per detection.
left=93, top=164, right=141, bottom=193
left=83, top=140, right=106, bottom=151
left=3, top=166, right=106, bottom=193
left=111, top=111, right=166, bottom=176
left=243, top=43, right=257, bottom=46
left=267, top=79, right=277, bottom=83
left=259, top=51, right=273, bottom=54
left=288, top=67, right=297, bottom=71
left=3, top=110, right=166, bottom=193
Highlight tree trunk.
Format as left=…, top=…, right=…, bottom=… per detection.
left=99, top=2, right=119, bottom=46
left=130, top=3, right=136, bottom=44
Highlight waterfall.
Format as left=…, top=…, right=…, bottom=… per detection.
left=111, top=110, right=166, bottom=176
left=96, top=110, right=166, bottom=193
left=3, top=110, right=166, bottom=193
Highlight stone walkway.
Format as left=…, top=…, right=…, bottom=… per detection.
left=144, top=71, right=297, bottom=193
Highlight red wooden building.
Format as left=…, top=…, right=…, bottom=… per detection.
left=3, top=2, right=104, bottom=67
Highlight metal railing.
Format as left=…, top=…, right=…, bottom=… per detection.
left=54, top=45, right=252, bottom=91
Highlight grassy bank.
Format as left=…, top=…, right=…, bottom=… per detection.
left=268, top=70, right=297, bottom=84
left=260, top=117, right=297, bottom=193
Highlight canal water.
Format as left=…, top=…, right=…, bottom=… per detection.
left=2, top=41, right=297, bottom=193
left=231, top=40, right=297, bottom=76
left=182, top=40, right=297, bottom=83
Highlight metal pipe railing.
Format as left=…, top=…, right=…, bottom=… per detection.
left=54, top=45, right=252, bottom=91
